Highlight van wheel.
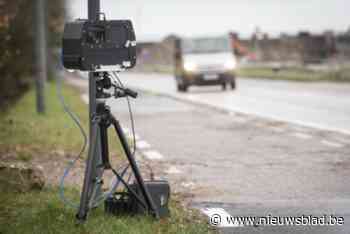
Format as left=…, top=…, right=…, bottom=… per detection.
left=177, top=84, right=188, bottom=92
left=176, top=76, right=188, bottom=92
left=177, top=84, right=183, bottom=92
left=231, top=79, right=236, bottom=90
left=221, top=83, right=227, bottom=91
left=182, top=85, right=188, bottom=92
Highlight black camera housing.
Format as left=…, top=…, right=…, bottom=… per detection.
left=62, top=19, right=137, bottom=71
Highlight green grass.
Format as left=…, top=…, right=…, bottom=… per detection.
left=0, top=80, right=123, bottom=158
left=0, top=188, right=213, bottom=234
left=237, top=66, right=350, bottom=82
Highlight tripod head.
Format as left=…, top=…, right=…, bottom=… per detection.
left=96, top=72, right=138, bottom=99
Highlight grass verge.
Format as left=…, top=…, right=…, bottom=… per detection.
left=237, top=66, right=350, bottom=82
left=0, top=80, right=123, bottom=159
left=0, top=188, right=213, bottom=234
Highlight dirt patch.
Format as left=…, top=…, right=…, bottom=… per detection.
left=0, top=147, right=128, bottom=189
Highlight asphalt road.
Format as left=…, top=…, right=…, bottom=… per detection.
left=118, top=72, right=350, bottom=135
left=104, top=84, right=350, bottom=233
left=73, top=73, right=350, bottom=233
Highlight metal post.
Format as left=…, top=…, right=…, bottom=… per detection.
left=77, top=0, right=103, bottom=221
left=87, top=1, right=104, bottom=203
left=88, top=0, right=100, bottom=146
left=34, top=0, right=47, bottom=114
left=88, top=0, right=100, bottom=20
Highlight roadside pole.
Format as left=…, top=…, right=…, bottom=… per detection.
left=34, top=0, right=47, bottom=114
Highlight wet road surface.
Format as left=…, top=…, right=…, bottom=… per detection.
left=119, top=72, right=350, bottom=134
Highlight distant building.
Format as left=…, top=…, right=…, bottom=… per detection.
left=231, top=30, right=342, bottom=64
left=336, top=31, right=350, bottom=61
left=298, top=31, right=336, bottom=63
left=137, top=29, right=350, bottom=69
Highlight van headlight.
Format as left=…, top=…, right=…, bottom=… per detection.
left=184, top=61, right=197, bottom=72
left=224, top=60, right=236, bottom=70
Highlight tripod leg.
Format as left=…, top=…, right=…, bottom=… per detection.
left=111, top=116, right=159, bottom=219
left=100, top=123, right=111, bottom=169
left=77, top=120, right=103, bottom=221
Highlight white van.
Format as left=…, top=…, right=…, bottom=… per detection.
left=174, top=35, right=237, bottom=92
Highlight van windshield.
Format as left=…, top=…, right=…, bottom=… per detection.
left=182, top=37, right=231, bottom=54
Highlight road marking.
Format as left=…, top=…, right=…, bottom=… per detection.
left=270, top=126, right=285, bottom=133
left=186, top=94, right=196, bottom=100
left=136, top=140, right=151, bottom=149
left=122, top=128, right=140, bottom=140
left=293, top=127, right=308, bottom=133
left=201, top=208, right=242, bottom=227
left=81, top=94, right=89, bottom=104
left=123, top=128, right=136, bottom=139
left=254, top=122, right=267, bottom=128
left=291, top=132, right=312, bottom=139
left=165, top=166, right=182, bottom=174
left=125, top=131, right=141, bottom=140
left=321, top=140, right=344, bottom=148
left=181, top=181, right=195, bottom=188
left=143, top=150, right=164, bottom=160
left=231, top=116, right=248, bottom=123
left=122, top=126, right=130, bottom=134
left=134, top=134, right=140, bottom=140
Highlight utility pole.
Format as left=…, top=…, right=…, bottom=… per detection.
left=34, top=0, right=47, bottom=114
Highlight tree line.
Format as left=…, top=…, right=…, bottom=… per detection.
left=0, top=0, right=66, bottom=109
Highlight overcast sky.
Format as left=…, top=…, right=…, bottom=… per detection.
left=68, top=0, right=349, bottom=41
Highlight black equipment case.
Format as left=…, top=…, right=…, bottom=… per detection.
left=105, top=180, right=170, bottom=218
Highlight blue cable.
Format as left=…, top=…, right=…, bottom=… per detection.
left=56, top=73, right=88, bottom=209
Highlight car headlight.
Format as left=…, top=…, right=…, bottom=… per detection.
left=224, top=60, right=236, bottom=70
left=184, top=61, right=197, bottom=72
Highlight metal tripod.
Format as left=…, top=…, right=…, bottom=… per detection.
left=76, top=72, right=158, bottom=221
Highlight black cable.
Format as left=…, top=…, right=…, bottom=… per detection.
left=111, top=72, right=137, bottom=157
